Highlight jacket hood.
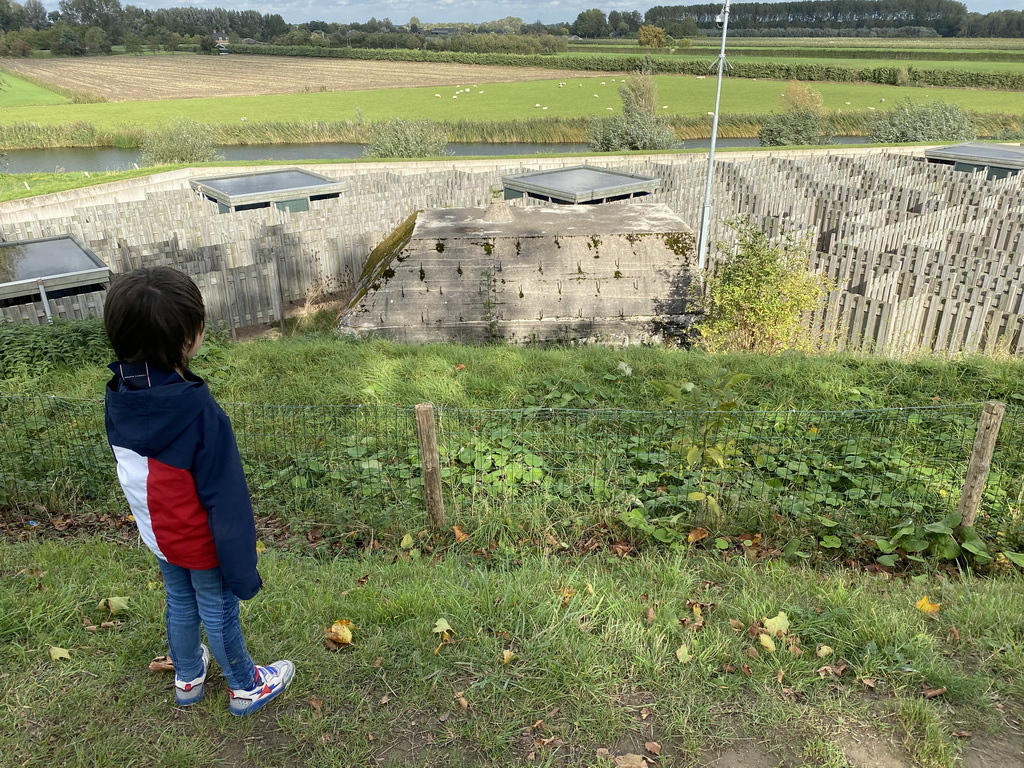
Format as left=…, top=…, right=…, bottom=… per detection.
left=105, top=361, right=209, bottom=457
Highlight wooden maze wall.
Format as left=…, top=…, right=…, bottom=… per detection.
left=0, top=150, right=1021, bottom=355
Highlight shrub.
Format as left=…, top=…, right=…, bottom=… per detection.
left=759, top=82, right=832, bottom=146
left=637, top=25, right=666, bottom=48
left=697, top=219, right=831, bottom=354
left=140, top=117, right=223, bottom=166
left=867, top=99, right=977, bottom=143
left=588, top=72, right=677, bottom=152
left=0, top=318, right=111, bottom=379
left=363, top=119, right=450, bottom=159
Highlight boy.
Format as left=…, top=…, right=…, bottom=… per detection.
left=103, top=266, right=294, bottom=716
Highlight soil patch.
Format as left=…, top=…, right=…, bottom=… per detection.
left=961, top=726, right=1024, bottom=768
left=0, top=56, right=605, bottom=102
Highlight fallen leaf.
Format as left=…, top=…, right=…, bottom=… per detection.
left=610, top=541, right=633, bottom=557
left=949, top=626, right=961, bottom=641
left=916, top=595, right=941, bottom=615
left=675, top=644, right=691, bottom=664
left=433, top=618, right=453, bottom=635
left=454, top=364, right=466, bottom=371
left=922, top=686, right=947, bottom=699
left=255, top=539, right=266, bottom=554
left=453, top=524, right=469, bottom=543
left=763, top=611, right=790, bottom=638
left=862, top=678, right=877, bottom=688
left=728, top=619, right=745, bottom=633
left=48, top=646, right=71, bottom=661
left=400, top=533, right=415, bottom=549
left=645, top=606, right=656, bottom=624
left=645, top=741, right=662, bottom=755
left=722, top=663, right=737, bottom=674
left=745, top=646, right=760, bottom=660
left=502, top=649, right=515, bottom=665
left=640, top=707, right=650, bottom=720
left=758, top=634, right=777, bottom=653
left=559, top=587, right=575, bottom=608
left=612, top=754, right=647, bottom=768
left=740, top=664, right=752, bottom=676
left=816, top=645, right=834, bottom=658
left=455, top=692, right=469, bottom=709
left=325, top=619, right=354, bottom=647
left=687, top=528, right=710, bottom=544
left=148, top=655, right=174, bottom=672
left=953, top=730, right=973, bottom=738
left=817, top=660, right=848, bottom=679
left=98, top=596, right=130, bottom=615
left=776, top=669, right=785, bottom=684
left=310, top=696, right=324, bottom=715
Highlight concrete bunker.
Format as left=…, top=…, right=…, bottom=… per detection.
left=502, top=165, right=661, bottom=205
left=0, top=235, right=110, bottom=314
left=190, top=168, right=346, bottom=214
left=924, top=142, right=1024, bottom=181
left=339, top=201, right=697, bottom=344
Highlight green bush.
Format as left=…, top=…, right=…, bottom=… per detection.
left=587, top=72, right=677, bottom=152
left=867, top=99, right=976, bottom=143
left=697, top=219, right=831, bottom=354
left=759, top=82, right=833, bottom=146
left=363, top=118, right=450, bottom=159
left=140, top=117, right=223, bottom=166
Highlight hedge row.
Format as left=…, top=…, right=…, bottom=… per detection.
left=229, top=45, right=1024, bottom=91
left=567, top=44, right=1024, bottom=63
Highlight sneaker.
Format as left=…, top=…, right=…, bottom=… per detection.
left=228, top=661, right=295, bottom=717
left=174, top=643, right=211, bottom=706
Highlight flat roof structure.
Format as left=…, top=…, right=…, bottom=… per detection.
left=502, top=165, right=661, bottom=205
left=0, top=235, right=109, bottom=304
left=190, top=168, right=346, bottom=213
left=924, top=142, right=1024, bottom=179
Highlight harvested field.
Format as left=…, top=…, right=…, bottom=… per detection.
left=0, top=55, right=593, bottom=102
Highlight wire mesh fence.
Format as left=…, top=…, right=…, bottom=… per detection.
left=1, top=394, right=1022, bottom=542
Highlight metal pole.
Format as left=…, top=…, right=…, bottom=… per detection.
left=696, top=0, right=731, bottom=273
left=37, top=279, right=53, bottom=324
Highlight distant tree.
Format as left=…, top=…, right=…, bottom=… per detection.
left=197, top=34, right=214, bottom=53
left=83, top=25, right=112, bottom=53
left=50, top=24, right=84, bottom=55
left=22, top=0, right=48, bottom=30
left=141, top=116, right=222, bottom=166
left=868, top=99, right=976, bottom=142
left=123, top=30, right=142, bottom=53
left=5, top=30, right=32, bottom=55
left=588, top=71, right=677, bottom=151
left=364, top=118, right=449, bottom=159
left=759, top=82, right=832, bottom=146
left=164, top=31, right=180, bottom=51
left=147, top=33, right=160, bottom=52
left=57, top=0, right=122, bottom=38
left=638, top=25, right=667, bottom=47
left=571, top=8, right=608, bottom=38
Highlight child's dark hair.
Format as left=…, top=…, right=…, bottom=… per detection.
left=104, top=267, right=205, bottom=371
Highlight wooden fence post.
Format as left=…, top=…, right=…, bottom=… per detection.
left=957, top=401, right=1006, bottom=528
left=415, top=402, right=446, bottom=529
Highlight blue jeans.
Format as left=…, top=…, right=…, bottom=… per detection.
left=157, top=559, right=259, bottom=691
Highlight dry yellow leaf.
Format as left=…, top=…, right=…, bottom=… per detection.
left=502, top=649, right=515, bottom=665
left=758, top=634, right=777, bottom=653
left=48, top=646, right=71, bottom=661
left=916, top=595, right=941, bottom=615
left=687, top=528, right=710, bottom=544
left=255, top=540, right=266, bottom=554
left=728, top=619, right=745, bottom=633
left=326, top=619, right=354, bottom=645
left=816, top=645, right=834, bottom=658
left=675, top=644, right=691, bottom=664
left=453, top=524, right=469, bottom=543
left=763, top=611, right=790, bottom=637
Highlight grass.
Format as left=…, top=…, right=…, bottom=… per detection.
left=0, top=75, right=1021, bottom=144
left=0, top=70, right=71, bottom=107
left=0, top=537, right=1020, bottom=767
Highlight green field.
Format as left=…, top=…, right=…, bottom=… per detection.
left=0, top=71, right=70, bottom=106
left=0, top=75, right=1022, bottom=134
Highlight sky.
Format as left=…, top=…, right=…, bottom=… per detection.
left=106, top=1, right=1023, bottom=26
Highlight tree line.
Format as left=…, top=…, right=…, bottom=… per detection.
left=642, top=1, right=1023, bottom=38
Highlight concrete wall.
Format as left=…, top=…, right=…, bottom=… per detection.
left=340, top=203, right=696, bottom=344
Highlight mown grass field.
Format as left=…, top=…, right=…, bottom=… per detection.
left=0, top=70, right=69, bottom=106
left=0, top=74, right=1022, bottom=135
